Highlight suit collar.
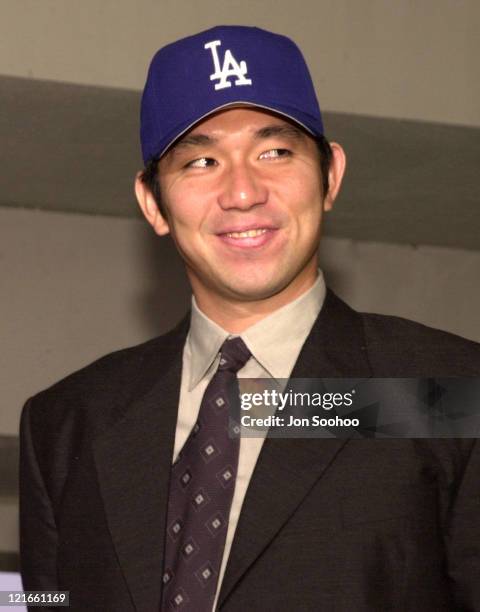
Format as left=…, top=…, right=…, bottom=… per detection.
left=289, top=288, right=372, bottom=379
left=219, top=289, right=372, bottom=606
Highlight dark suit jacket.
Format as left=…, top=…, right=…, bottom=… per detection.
left=19, top=290, right=480, bottom=611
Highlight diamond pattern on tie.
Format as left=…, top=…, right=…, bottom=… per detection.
left=195, top=562, right=215, bottom=588
left=216, top=465, right=234, bottom=488
left=161, top=337, right=251, bottom=611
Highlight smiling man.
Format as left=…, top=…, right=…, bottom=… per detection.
left=20, top=25, right=480, bottom=612
left=136, top=107, right=345, bottom=331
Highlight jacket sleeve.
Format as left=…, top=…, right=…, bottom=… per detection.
left=444, top=439, right=480, bottom=610
left=19, top=397, right=59, bottom=594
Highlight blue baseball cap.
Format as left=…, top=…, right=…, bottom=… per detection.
left=140, top=25, right=324, bottom=164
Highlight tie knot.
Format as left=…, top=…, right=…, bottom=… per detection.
left=218, top=337, right=251, bottom=373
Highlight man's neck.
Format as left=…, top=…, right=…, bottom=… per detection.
left=191, top=270, right=319, bottom=334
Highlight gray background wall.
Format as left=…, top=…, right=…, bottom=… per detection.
left=1, top=0, right=479, bottom=571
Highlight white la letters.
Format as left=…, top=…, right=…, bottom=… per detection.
left=204, top=40, right=253, bottom=90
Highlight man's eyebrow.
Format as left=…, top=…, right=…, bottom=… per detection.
left=254, top=124, right=307, bottom=141
left=171, top=134, right=217, bottom=152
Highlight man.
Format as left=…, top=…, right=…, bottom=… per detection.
left=20, top=25, right=480, bottom=611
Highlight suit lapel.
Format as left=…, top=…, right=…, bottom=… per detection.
left=93, top=316, right=189, bottom=611
left=219, top=290, right=372, bottom=606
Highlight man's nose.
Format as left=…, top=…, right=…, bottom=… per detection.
left=217, top=162, right=268, bottom=210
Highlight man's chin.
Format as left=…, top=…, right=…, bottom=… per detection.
left=188, top=265, right=308, bottom=306
left=218, top=277, right=295, bottom=304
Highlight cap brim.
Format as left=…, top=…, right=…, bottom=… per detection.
left=155, top=101, right=319, bottom=160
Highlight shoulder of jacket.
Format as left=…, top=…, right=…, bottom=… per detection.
left=359, top=311, right=480, bottom=375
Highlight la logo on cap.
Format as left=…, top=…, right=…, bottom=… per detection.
left=204, top=40, right=252, bottom=90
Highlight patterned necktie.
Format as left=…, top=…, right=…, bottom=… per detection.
left=161, top=337, right=251, bottom=611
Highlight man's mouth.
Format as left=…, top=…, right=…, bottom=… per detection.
left=216, top=227, right=277, bottom=249
left=225, top=228, right=268, bottom=239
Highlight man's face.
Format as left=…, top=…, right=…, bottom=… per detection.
left=139, top=108, right=342, bottom=308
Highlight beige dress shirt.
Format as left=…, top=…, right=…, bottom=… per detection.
left=172, top=271, right=326, bottom=610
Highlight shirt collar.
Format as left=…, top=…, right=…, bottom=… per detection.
left=187, top=270, right=326, bottom=390
left=187, top=301, right=230, bottom=391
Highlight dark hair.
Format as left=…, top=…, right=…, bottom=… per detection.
left=140, top=155, right=167, bottom=218
left=139, top=135, right=332, bottom=217
left=316, top=136, right=333, bottom=195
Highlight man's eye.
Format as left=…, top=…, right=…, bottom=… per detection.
left=186, top=157, right=216, bottom=169
left=259, top=148, right=291, bottom=160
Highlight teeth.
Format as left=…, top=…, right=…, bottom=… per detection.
left=227, top=229, right=268, bottom=238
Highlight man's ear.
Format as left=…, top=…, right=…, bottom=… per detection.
left=134, top=172, right=170, bottom=236
left=323, top=143, right=346, bottom=212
